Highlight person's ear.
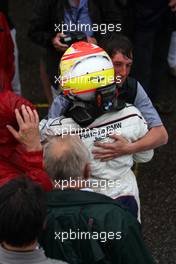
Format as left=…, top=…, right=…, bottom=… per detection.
left=83, top=163, right=91, bottom=180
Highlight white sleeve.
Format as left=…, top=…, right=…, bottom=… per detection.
left=39, top=116, right=81, bottom=142
left=132, top=112, right=154, bottom=163
left=133, top=149, right=154, bottom=163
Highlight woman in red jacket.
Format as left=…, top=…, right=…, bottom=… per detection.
left=0, top=89, right=52, bottom=191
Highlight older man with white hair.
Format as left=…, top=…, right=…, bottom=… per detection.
left=40, top=134, right=155, bottom=264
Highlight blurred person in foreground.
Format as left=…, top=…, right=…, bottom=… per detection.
left=0, top=176, right=67, bottom=264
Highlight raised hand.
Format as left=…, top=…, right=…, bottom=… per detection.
left=7, top=104, right=42, bottom=152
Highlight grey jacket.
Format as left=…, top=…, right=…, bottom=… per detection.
left=0, top=245, right=67, bottom=264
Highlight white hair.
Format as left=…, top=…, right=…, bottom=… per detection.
left=43, top=135, right=89, bottom=181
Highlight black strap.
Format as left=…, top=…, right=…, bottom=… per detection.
left=118, top=77, right=137, bottom=104
left=65, top=103, right=99, bottom=127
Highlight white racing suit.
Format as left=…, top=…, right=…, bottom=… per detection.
left=40, top=104, right=154, bottom=220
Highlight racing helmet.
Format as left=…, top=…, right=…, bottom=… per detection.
left=59, top=41, right=116, bottom=110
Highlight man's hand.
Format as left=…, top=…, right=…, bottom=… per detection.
left=52, top=33, right=69, bottom=52
left=92, top=126, right=168, bottom=162
left=6, top=105, right=42, bottom=152
left=92, top=134, right=130, bottom=161
left=169, top=0, right=176, bottom=11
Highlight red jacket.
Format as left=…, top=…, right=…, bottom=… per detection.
left=0, top=12, right=14, bottom=90
left=0, top=90, right=52, bottom=191
left=0, top=68, right=12, bottom=91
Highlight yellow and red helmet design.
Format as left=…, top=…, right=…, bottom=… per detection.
left=60, top=41, right=115, bottom=101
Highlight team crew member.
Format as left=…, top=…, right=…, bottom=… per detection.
left=40, top=42, right=154, bottom=220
